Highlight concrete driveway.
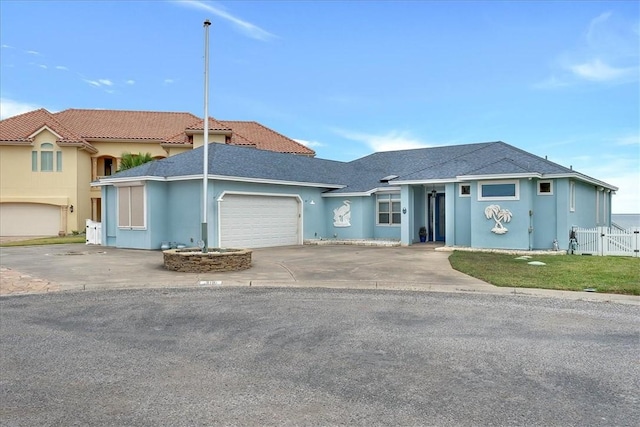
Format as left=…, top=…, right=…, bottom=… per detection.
left=0, top=243, right=637, bottom=304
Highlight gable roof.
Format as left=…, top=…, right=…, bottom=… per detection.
left=0, top=108, right=316, bottom=156
left=0, top=108, right=97, bottom=153
left=99, top=140, right=617, bottom=192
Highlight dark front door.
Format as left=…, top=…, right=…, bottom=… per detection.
left=428, top=193, right=446, bottom=242
left=435, top=194, right=445, bottom=241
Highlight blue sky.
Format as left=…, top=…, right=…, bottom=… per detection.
left=1, top=0, right=638, bottom=213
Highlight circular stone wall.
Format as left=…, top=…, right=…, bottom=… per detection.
left=163, top=248, right=252, bottom=272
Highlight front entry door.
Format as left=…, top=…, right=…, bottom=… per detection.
left=428, top=192, right=446, bottom=242
left=435, top=194, right=445, bottom=241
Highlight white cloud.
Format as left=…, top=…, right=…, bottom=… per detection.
left=98, top=79, right=113, bottom=86
left=569, top=58, right=635, bottom=81
left=0, top=98, right=43, bottom=119
left=174, top=0, right=276, bottom=41
left=334, top=129, right=430, bottom=152
left=83, top=79, right=101, bottom=87
left=294, top=138, right=325, bottom=148
left=615, top=134, right=640, bottom=146
left=55, top=65, right=69, bottom=70
left=164, top=78, right=174, bottom=85
left=37, top=64, right=48, bottom=69
left=1, top=44, right=15, bottom=49
left=26, top=50, right=40, bottom=55
left=126, top=79, right=135, bottom=85
left=536, top=11, right=639, bottom=88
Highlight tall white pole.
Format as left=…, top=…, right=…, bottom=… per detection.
left=202, top=19, right=211, bottom=253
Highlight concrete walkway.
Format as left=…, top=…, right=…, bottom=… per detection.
left=1, top=243, right=638, bottom=304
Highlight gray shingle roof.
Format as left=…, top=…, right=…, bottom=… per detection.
left=105, top=141, right=615, bottom=192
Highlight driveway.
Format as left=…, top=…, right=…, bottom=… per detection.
left=0, top=243, right=637, bottom=304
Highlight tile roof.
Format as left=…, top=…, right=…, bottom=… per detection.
left=219, top=121, right=315, bottom=155
left=105, top=140, right=616, bottom=192
left=54, top=109, right=201, bottom=141
left=0, top=108, right=316, bottom=156
left=0, top=108, right=97, bottom=152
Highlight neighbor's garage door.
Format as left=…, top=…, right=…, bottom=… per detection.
left=0, top=203, right=60, bottom=236
left=220, top=194, right=300, bottom=248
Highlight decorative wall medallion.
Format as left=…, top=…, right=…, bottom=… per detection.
left=333, top=200, right=351, bottom=227
left=484, top=204, right=512, bottom=234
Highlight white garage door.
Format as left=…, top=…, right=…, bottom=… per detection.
left=220, top=194, right=300, bottom=248
left=0, top=203, right=60, bottom=236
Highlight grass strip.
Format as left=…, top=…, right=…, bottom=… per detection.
left=0, top=235, right=86, bottom=247
left=449, top=251, right=640, bottom=295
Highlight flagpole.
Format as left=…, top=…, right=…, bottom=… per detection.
left=201, top=19, right=211, bottom=253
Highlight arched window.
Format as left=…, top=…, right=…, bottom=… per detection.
left=40, top=143, right=54, bottom=171
left=31, top=142, right=62, bottom=172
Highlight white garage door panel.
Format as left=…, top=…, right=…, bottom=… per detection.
left=220, top=195, right=299, bottom=248
left=0, top=203, right=60, bottom=236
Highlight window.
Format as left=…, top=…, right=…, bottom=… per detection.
left=118, top=185, right=145, bottom=228
left=31, top=142, right=61, bottom=172
left=40, top=143, right=54, bottom=172
left=459, top=184, right=471, bottom=197
left=377, top=193, right=401, bottom=225
left=537, top=180, right=553, bottom=195
left=569, top=181, right=575, bottom=212
left=478, top=180, right=519, bottom=201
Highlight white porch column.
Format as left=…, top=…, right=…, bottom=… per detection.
left=400, top=185, right=413, bottom=246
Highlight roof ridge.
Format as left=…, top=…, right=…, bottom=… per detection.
left=390, top=141, right=497, bottom=178
left=493, top=141, right=573, bottom=173
left=233, top=120, right=314, bottom=153
left=56, top=108, right=199, bottom=117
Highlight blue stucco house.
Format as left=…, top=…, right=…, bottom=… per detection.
left=96, top=141, right=617, bottom=251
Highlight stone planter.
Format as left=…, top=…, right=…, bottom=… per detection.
left=163, top=248, right=252, bottom=272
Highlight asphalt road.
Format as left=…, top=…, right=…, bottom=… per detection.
left=1, top=288, right=638, bottom=426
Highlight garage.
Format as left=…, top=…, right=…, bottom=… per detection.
left=219, top=194, right=301, bottom=248
left=0, top=203, right=60, bottom=236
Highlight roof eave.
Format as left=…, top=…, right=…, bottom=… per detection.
left=456, top=173, right=542, bottom=181
left=543, top=173, right=619, bottom=191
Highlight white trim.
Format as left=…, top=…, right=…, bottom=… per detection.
left=322, top=186, right=401, bottom=197
left=216, top=191, right=303, bottom=247
left=376, top=192, right=401, bottom=226
left=96, top=173, right=344, bottom=190
left=569, top=181, right=576, bottom=212
left=116, top=184, right=147, bottom=230
left=459, top=184, right=471, bottom=197
left=28, top=125, right=63, bottom=139
left=392, top=178, right=453, bottom=185
left=478, top=180, right=520, bottom=201
left=543, top=173, right=618, bottom=191
left=459, top=173, right=541, bottom=181
left=537, top=180, right=553, bottom=195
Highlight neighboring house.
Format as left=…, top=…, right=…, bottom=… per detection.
left=95, top=140, right=617, bottom=251
left=0, top=109, right=314, bottom=237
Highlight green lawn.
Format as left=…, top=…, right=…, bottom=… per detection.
left=0, top=235, right=86, bottom=247
left=449, top=251, right=640, bottom=295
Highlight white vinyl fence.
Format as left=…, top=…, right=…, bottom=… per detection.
left=85, top=219, right=102, bottom=245
left=572, top=226, right=639, bottom=257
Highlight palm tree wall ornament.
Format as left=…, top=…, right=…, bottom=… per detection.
left=484, top=204, right=513, bottom=234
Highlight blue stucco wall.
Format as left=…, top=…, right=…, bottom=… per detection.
left=532, top=179, right=557, bottom=250
left=470, top=179, right=532, bottom=250
left=451, top=183, right=471, bottom=246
